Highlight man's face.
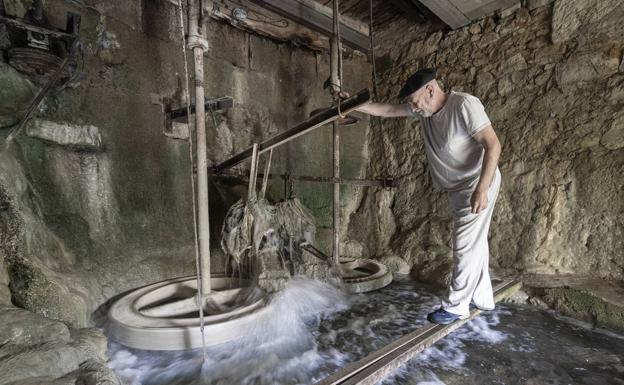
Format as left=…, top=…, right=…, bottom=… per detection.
left=405, top=84, right=434, bottom=117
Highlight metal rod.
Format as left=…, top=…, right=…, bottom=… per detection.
left=212, top=89, right=370, bottom=172
left=210, top=171, right=394, bottom=188
left=332, top=121, right=340, bottom=264
left=188, top=0, right=211, bottom=295
left=260, top=149, right=273, bottom=199
left=301, top=242, right=331, bottom=262
left=331, top=0, right=341, bottom=265
left=315, top=279, right=522, bottom=385
left=248, top=144, right=259, bottom=199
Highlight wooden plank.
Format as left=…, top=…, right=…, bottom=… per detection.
left=212, top=89, right=370, bottom=172
left=292, top=0, right=369, bottom=36
left=316, top=279, right=522, bottom=385
left=249, top=0, right=370, bottom=52
left=205, top=0, right=330, bottom=51
left=0, top=16, right=77, bottom=39
left=416, top=0, right=470, bottom=29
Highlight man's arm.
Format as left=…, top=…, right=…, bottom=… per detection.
left=356, top=102, right=413, bottom=117
left=470, top=125, right=501, bottom=214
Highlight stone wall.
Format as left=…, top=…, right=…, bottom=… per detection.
left=0, top=0, right=371, bottom=328
left=347, top=0, right=624, bottom=282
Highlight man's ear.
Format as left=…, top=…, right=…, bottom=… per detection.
left=427, top=84, right=434, bottom=98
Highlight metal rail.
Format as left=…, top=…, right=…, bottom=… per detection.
left=212, top=88, right=370, bottom=172
left=315, top=279, right=522, bottom=385
left=209, top=171, right=394, bottom=188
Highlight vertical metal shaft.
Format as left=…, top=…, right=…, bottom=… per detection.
left=331, top=0, right=341, bottom=264
left=332, top=121, right=340, bottom=264
left=195, top=46, right=210, bottom=294
left=189, top=0, right=211, bottom=294
left=248, top=144, right=259, bottom=199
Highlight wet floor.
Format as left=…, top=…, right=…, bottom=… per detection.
left=107, top=278, right=624, bottom=385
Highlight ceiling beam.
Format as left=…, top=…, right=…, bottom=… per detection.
left=249, top=0, right=370, bottom=53
left=204, top=0, right=331, bottom=52
left=416, top=0, right=470, bottom=29
left=387, top=0, right=427, bottom=23
left=417, top=0, right=524, bottom=29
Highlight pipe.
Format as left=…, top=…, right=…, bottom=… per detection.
left=188, top=0, right=211, bottom=294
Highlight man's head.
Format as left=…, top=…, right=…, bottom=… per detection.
left=398, top=68, right=442, bottom=117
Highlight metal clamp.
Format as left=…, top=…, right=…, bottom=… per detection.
left=186, top=35, right=209, bottom=50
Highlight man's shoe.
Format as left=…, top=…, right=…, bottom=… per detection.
left=427, top=308, right=467, bottom=325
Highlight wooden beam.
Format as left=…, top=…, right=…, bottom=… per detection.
left=315, top=279, right=522, bottom=385
left=416, top=0, right=471, bottom=29
left=205, top=0, right=330, bottom=51
left=0, top=15, right=77, bottom=39
left=212, top=89, right=370, bottom=172
left=249, top=0, right=370, bottom=53
left=292, top=0, right=369, bottom=36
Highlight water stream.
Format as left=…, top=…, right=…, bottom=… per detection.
left=107, top=278, right=624, bottom=385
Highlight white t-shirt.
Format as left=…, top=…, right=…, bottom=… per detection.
left=418, top=91, right=491, bottom=192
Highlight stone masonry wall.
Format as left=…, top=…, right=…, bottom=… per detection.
left=347, top=0, right=624, bottom=282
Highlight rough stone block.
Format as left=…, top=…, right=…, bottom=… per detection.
left=25, top=120, right=103, bottom=151
left=0, top=305, right=71, bottom=347
left=555, top=51, right=620, bottom=87
left=497, top=2, right=522, bottom=19
left=0, top=64, right=37, bottom=129
left=527, top=0, right=555, bottom=10
left=501, top=53, right=528, bottom=73
left=600, top=114, right=624, bottom=150
left=551, top=0, right=622, bottom=43
left=164, top=121, right=189, bottom=140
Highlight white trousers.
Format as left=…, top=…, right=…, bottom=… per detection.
left=441, top=168, right=501, bottom=316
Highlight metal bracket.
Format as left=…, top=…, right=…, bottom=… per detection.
left=166, top=96, right=233, bottom=121
left=164, top=96, right=233, bottom=139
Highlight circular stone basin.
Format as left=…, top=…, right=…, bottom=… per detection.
left=108, top=276, right=267, bottom=351
left=339, top=258, right=393, bottom=294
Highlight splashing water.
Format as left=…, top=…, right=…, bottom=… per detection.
left=108, top=279, right=624, bottom=385
left=108, top=277, right=351, bottom=385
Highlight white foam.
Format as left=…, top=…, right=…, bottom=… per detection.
left=108, top=277, right=350, bottom=385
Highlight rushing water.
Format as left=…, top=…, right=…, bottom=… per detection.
left=107, top=278, right=624, bottom=385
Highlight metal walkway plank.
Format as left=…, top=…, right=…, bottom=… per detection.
left=316, top=279, right=522, bottom=385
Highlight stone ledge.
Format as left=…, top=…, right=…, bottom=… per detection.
left=25, top=120, right=103, bottom=151
left=521, top=274, right=624, bottom=333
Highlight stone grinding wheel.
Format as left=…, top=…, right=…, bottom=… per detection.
left=107, top=276, right=268, bottom=351
left=339, top=257, right=393, bottom=294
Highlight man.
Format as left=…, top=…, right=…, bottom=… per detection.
left=356, top=68, right=502, bottom=325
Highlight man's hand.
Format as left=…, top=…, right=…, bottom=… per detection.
left=470, top=188, right=488, bottom=214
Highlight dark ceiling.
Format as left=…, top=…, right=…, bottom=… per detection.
left=314, top=0, right=436, bottom=30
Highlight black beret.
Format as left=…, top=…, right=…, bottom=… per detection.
left=397, top=68, right=437, bottom=100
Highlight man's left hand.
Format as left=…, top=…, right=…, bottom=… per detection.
left=470, top=188, right=488, bottom=214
